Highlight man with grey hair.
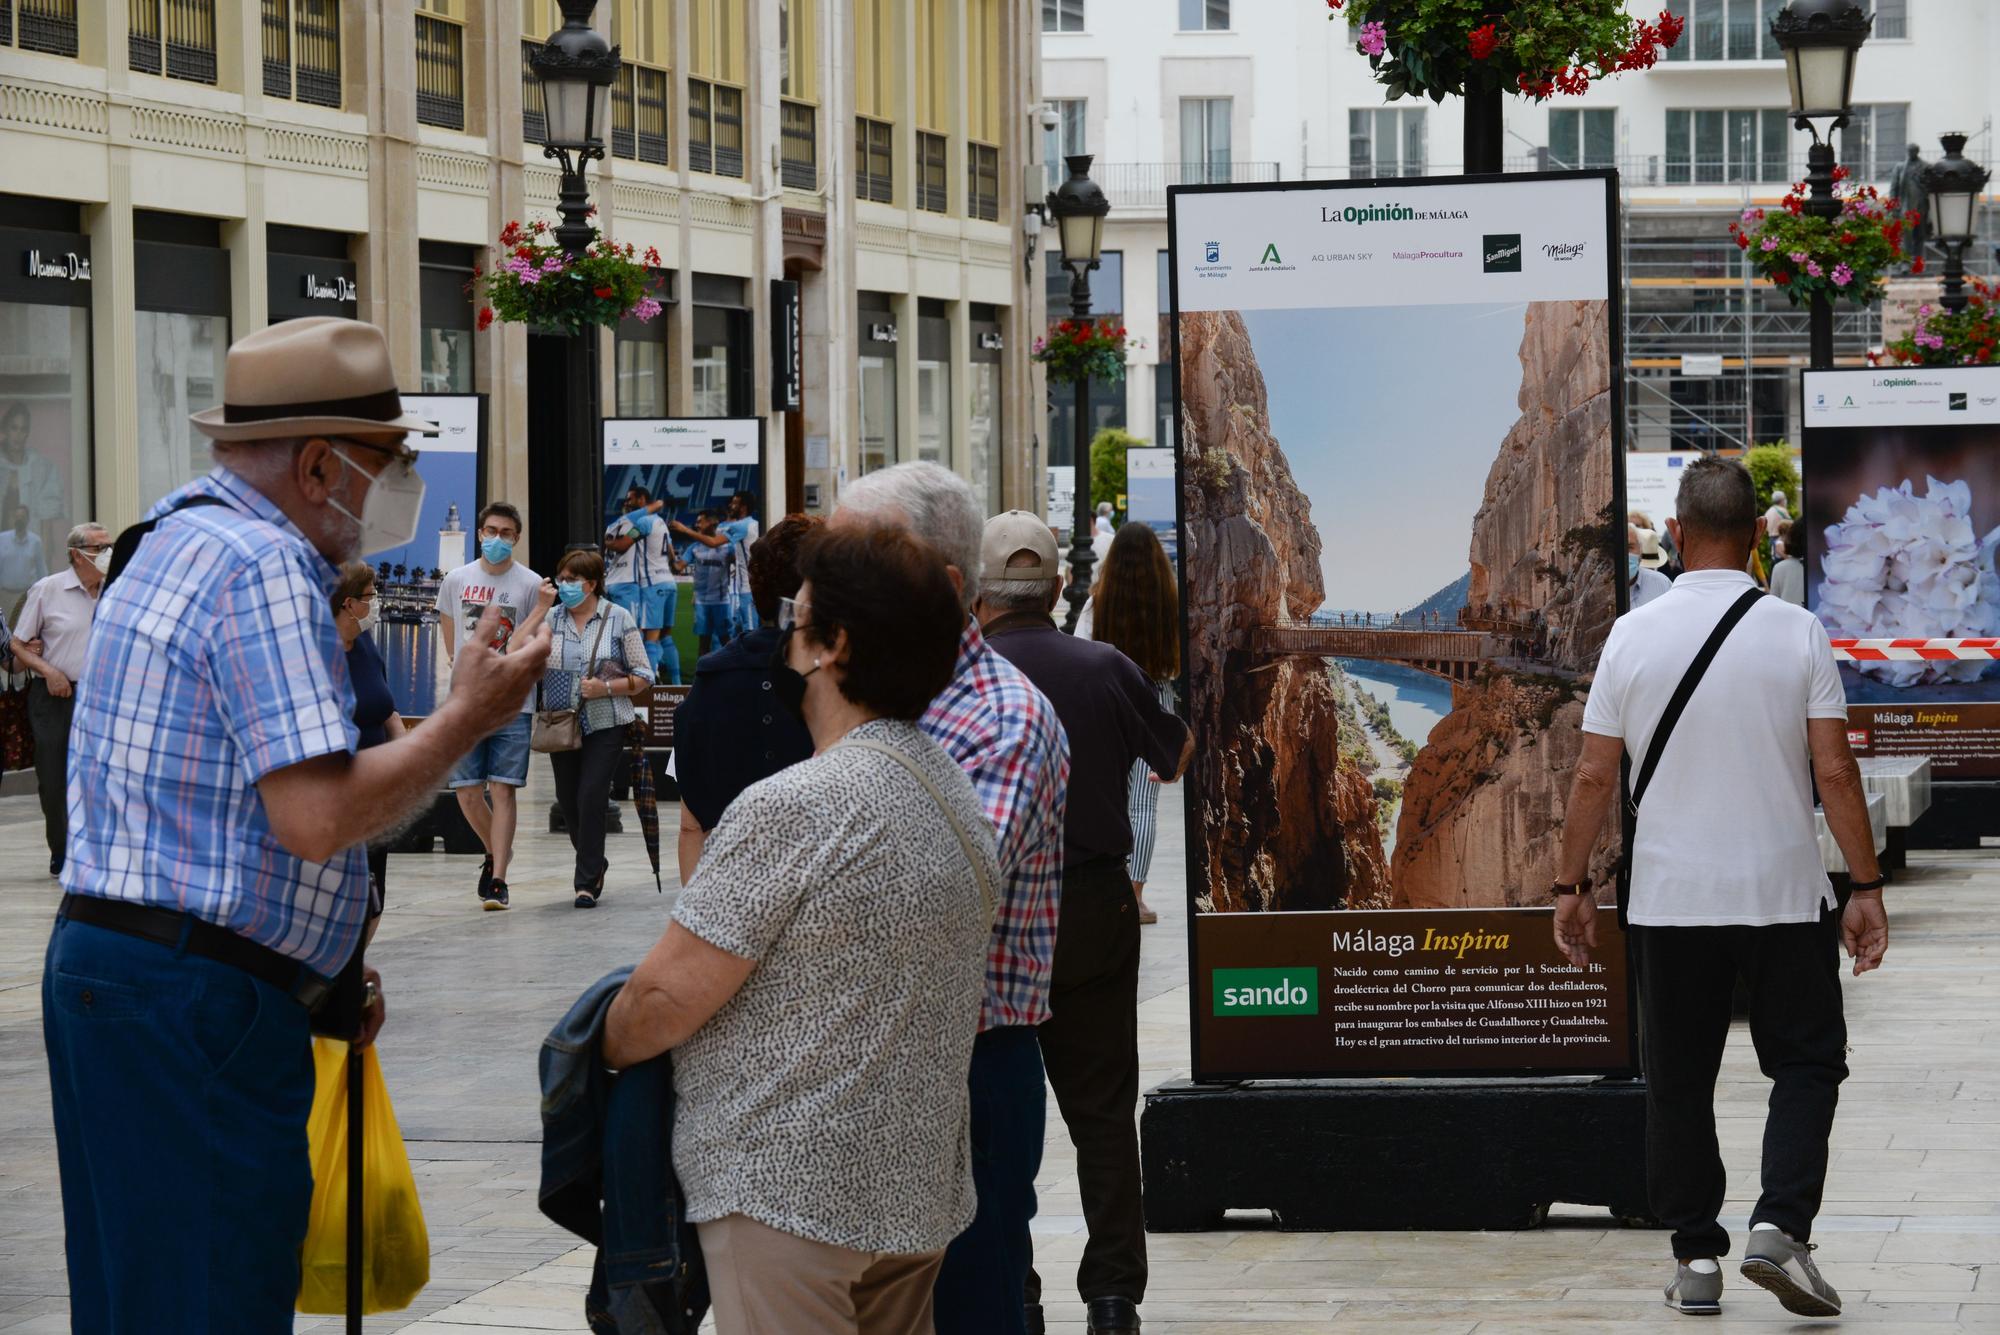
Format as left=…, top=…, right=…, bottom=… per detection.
left=1552, top=455, right=1886, bottom=1320
left=976, top=511, right=1191, bottom=1335
left=833, top=463, right=1071, bottom=1335
left=11, top=519, right=113, bottom=875
left=43, top=317, right=549, bottom=1328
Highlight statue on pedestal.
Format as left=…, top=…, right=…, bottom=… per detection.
left=1888, top=144, right=1932, bottom=271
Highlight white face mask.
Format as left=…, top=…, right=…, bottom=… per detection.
left=352, top=600, right=378, bottom=636
left=329, top=447, right=427, bottom=558
left=88, top=548, right=111, bottom=575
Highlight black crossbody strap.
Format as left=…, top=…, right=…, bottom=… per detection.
left=1629, top=586, right=1765, bottom=814
left=103, top=494, right=230, bottom=592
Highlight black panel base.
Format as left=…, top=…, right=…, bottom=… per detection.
left=1907, top=782, right=2000, bottom=850
left=1141, top=1078, right=1656, bottom=1232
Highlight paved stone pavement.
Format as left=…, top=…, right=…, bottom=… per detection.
left=3, top=771, right=1999, bottom=1332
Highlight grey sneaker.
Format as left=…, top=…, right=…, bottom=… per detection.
left=1740, top=1226, right=1841, bottom=1317
left=1664, top=1260, right=1723, bottom=1316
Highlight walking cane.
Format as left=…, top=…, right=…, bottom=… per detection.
left=347, top=971, right=376, bottom=1335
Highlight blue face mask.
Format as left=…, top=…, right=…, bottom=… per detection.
left=556, top=580, right=587, bottom=608
left=481, top=535, right=514, bottom=565
left=1628, top=554, right=1642, bottom=581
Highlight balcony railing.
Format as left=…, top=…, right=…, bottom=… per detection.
left=780, top=99, right=817, bottom=190
left=262, top=0, right=340, bottom=107
left=916, top=131, right=948, bottom=213
left=131, top=0, right=218, bottom=83
left=8, top=0, right=80, bottom=56
left=414, top=12, right=465, bottom=131
left=1088, top=160, right=1279, bottom=208
left=968, top=142, right=999, bottom=222
left=689, top=79, right=744, bottom=177
left=521, top=41, right=545, bottom=143
left=856, top=117, right=893, bottom=203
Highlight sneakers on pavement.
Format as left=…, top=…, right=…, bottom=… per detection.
left=1664, top=1259, right=1722, bottom=1315
left=475, top=854, right=495, bottom=907
left=1740, top=1223, right=1841, bottom=1317
left=484, top=878, right=510, bottom=912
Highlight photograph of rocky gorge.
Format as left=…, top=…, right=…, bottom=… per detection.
left=1178, top=299, right=1626, bottom=914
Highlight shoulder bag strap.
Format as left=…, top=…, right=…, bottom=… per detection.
left=837, top=735, right=997, bottom=927
left=103, top=494, right=230, bottom=591
left=1628, top=586, right=1766, bottom=815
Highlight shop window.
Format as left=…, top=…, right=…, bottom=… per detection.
left=0, top=222, right=92, bottom=605
left=3, top=0, right=81, bottom=57
left=130, top=0, right=219, bottom=84
left=969, top=305, right=1003, bottom=512
left=135, top=312, right=227, bottom=506
left=917, top=303, right=952, bottom=466
left=420, top=242, right=477, bottom=394
left=262, top=0, right=341, bottom=107
left=692, top=283, right=751, bottom=418
left=859, top=354, right=896, bottom=475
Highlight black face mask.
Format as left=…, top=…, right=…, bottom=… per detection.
left=768, top=633, right=820, bottom=723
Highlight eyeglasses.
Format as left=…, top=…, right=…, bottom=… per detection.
left=72, top=542, right=112, bottom=556
left=328, top=435, right=420, bottom=469
left=777, top=596, right=810, bottom=631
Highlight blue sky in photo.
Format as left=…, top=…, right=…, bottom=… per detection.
left=1239, top=303, right=1527, bottom=613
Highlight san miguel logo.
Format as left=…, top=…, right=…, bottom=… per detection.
left=1482, top=234, right=1523, bottom=273
left=24, top=250, right=90, bottom=282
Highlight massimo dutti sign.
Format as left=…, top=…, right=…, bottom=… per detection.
left=24, top=249, right=91, bottom=282
left=1, top=228, right=92, bottom=307
left=268, top=251, right=358, bottom=320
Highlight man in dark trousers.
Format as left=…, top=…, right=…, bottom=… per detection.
left=976, top=511, right=1191, bottom=1335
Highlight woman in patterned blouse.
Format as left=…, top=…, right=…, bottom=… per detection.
left=543, top=548, right=652, bottom=907
left=604, top=525, right=998, bottom=1335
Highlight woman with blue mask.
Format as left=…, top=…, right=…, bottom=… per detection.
left=545, top=549, right=653, bottom=907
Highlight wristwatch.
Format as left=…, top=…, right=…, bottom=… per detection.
left=1551, top=878, right=1593, bottom=897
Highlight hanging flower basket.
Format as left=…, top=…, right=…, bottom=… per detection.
left=1876, top=282, right=2000, bottom=366
left=1033, top=319, right=1130, bottom=386
left=1325, top=0, right=1683, bottom=104
left=1728, top=173, right=1915, bottom=311
left=475, top=218, right=665, bottom=337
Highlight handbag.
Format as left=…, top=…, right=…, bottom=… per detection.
left=1614, top=586, right=1764, bottom=929
left=531, top=612, right=609, bottom=754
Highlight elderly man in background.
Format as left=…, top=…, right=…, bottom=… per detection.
left=1628, top=525, right=1672, bottom=611
left=0, top=504, right=47, bottom=617
left=11, top=521, right=112, bottom=877
left=43, top=317, right=550, bottom=1333
left=975, top=513, right=1191, bottom=1335
left=1552, top=456, right=1886, bottom=1321
left=832, top=462, right=1070, bottom=1335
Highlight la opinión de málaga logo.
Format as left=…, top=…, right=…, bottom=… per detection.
left=1320, top=203, right=1472, bottom=225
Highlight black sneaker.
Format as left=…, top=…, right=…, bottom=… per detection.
left=484, top=878, right=510, bottom=912
left=574, top=871, right=605, bottom=909
left=475, top=855, right=495, bottom=906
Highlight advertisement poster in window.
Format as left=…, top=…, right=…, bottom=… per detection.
left=1801, top=367, right=2000, bottom=779
left=601, top=418, right=764, bottom=741
left=369, top=393, right=484, bottom=719
left=1169, top=173, right=1632, bottom=1080
left=1125, top=447, right=1178, bottom=565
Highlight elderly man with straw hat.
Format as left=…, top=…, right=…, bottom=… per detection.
left=42, top=317, right=551, bottom=1331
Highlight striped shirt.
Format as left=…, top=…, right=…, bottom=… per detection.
left=920, top=619, right=1069, bottom=1030
left=62, top=467, right=365, bottom=977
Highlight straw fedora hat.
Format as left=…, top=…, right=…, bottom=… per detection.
left=190, top=317, right=437, bottom=443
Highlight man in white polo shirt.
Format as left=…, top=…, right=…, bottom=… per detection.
left=11, top=521, right=112, bottom=877
left=1549, top=456, right=1887, bottom=1321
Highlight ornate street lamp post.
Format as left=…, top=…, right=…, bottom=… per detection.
left=1770, top=0, right=1870, bottom=370
left=529, top=0, right=620, bottom=547
left=1045, top=155, right=1109, bottom=635
left=1924, top=134, right=1991, bottom=315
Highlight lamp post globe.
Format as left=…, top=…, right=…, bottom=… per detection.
left=529, top=0, right=620, bottom=256
left=1045, top=155, right=1111, bottom=634
left=1924, top=133, right=1991, bottom=314
left=1770, top=0, right=1870, bottom=369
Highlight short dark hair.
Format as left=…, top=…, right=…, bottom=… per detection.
left=798, top=525, right=961, bottom=721
left=695, top=508, right=719, bottom=522
left=732, top=490, right=759, bottom=512
left=1675, top=456, right=1756, bottom=543
left=556, top=548, right=606, bottom=591
left=478, top=502, right=523, bottom=537
left=625, top=485, right=651, bottom=504
left=749, top=513, right=821, bottom=621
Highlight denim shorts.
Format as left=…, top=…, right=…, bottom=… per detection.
left=608, top=582, right=677, bottom=631
left=692, top=601, right=733, bottom=639
left=450, top=712, right=533, bottom=788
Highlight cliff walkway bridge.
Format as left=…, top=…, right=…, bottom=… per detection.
left=1247, top=621, right=1520, bottom=684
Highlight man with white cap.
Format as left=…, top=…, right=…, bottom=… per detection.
left=42, top=317, right=551, bottom=1331
left=976, top=511, right=1191, bottom=1335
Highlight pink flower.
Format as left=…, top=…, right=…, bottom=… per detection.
left=541, top=255, right=565, bottom=273
left=1788, top=251, right=1809, bottom=264
left=631, top=297, right=664, bottom=322
left=1761, top=237, right=1779, bottom=251
left=1806, top=260, right=1824, bottom=278
left=1358, top=20, right=1387, bottom=55
left=1831, top=263, right=1854, bottom=287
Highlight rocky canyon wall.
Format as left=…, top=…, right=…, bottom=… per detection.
left=1179, top=310, right=1388, bottom=913
left=1393, top=300, right=1623, bottom=909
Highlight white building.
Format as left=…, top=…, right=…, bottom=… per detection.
left=1040, top=0, right=1996, bottom=459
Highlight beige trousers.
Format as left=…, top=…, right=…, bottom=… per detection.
left=698, top=1214, right=947, bottom=1335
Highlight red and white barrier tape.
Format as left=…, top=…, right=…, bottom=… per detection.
left=1831, top=638, right=2000, bottom=662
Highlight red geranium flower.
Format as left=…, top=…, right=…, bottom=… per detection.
left=1657, top=9, right=1686, bottom=44
left=1913, top=255, right=1926, bottom=274
left=1468, top=23, right=1500, bottom=60
left=593, top=286, right=615, bottom=298
left=1773, top=271, right=1792, bottom=285
left=477, top=306, right=495, bottom=331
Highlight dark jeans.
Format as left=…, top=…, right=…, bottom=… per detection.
left=43, top=916, right=317, bottom=1333
left=28, top=678, right=72, bottom=864
left=1030, top=855, right=1144, bottom=1306
left=1634, top=913, right=1849, bottom=1260
left=550, top=726, right=626, bottom=891
left=935, top=1026, right=1046, bottom=1334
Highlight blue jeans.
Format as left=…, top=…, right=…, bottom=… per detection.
left=43, top=916, right=317, bottom=1334
left=934, top=1026, right=1046, bottom=1334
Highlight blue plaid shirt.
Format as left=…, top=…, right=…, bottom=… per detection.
left=62, top=468, right=365, bottom=977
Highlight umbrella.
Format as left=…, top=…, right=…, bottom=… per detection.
left=627, top=719, right=663, bottom=891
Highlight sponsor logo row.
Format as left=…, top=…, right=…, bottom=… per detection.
left=1191, top=234, right=1585, bottom=279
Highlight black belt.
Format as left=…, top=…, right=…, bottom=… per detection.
left=59, top=894, right=332, bottom=1010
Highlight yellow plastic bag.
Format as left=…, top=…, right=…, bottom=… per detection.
left=297, top=1038, right=431, bottom=1314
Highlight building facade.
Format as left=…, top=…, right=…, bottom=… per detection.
left=0, top=0, right=1046, bottom=572
left=1041, top=0, right=1997, bottom=462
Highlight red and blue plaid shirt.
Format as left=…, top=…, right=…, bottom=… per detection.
left=922, top=619, right=1069, bottom=1030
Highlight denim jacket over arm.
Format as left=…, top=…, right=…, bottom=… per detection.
left=538, top=967, right=708, bottom=1335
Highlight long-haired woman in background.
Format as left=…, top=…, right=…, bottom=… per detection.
left=1085, top=521, right=1181, bottom=925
